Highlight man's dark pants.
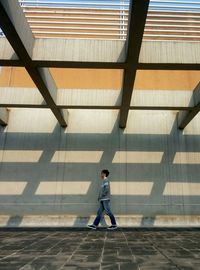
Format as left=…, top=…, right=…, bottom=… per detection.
left=93, top=200, right=116, bottom=226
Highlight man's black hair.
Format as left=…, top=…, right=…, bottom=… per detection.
left=101, top=169, right=110, bottom=177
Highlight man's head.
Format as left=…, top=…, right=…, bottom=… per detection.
left=101, top=169, right=110, bottom=179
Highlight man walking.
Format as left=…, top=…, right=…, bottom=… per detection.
left=87, top=169, right=117, bottom=230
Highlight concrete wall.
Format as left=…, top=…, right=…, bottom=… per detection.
left=0, top=106, right=200, bottom=227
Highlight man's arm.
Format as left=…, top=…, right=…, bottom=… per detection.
left=101, top=182, right=109, bottom=197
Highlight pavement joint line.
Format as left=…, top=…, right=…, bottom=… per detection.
left=58, top=230, right=90, bottom=270
left=122, top=231, right=136, bottom=263
left=146, top=235, right=183, bottom=270
left=99, top=231, right=107, bottom=270
left=20, top=232, right=68, bottom=270
left=0, top=231, right=42, bottom=262
left=12, top=229, right=59, bottom=269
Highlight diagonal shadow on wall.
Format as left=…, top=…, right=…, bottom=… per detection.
left=0, top=111, right=200, bottom=227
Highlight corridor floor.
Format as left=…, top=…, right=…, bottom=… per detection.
left=0, top=228, right=199, bottom=270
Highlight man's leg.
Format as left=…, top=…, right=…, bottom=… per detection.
left=102, top=200, right=117, bottom=226
left=93, top=201, right=104, bottom=227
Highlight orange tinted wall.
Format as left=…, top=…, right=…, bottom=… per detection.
left=0, top=67, right=199, bottom=90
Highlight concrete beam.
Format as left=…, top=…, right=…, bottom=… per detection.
left=178, top=82, right=200, bottom=129
left=0, top=104, right=192, bottom=111
left=0, top=0, right=68, bottom=127
left=57, top=89, right=122, bottom=107
left=0, top=0, right=34, bottom=61
left=138, top=63, right=200, bottom=71
left=32, top=60, right=126, bottom=69
left=0, top=87, right=45, bottom=107
left=0, top=59, right=24, bottom=67
left=33, top=38, right=126, bottom=64
left=0, top=38, right=20, bottom=65
left=1, top=36, right=200, bottom=70
left=0, top=37, right=20, bottom=66
left=0, top=108, right=8, bottom=126
left=25, top=67, right=68, bottom=127
left=119, top=0, right=150, bottom=128
left=139, top=41, right=200, bottom=65
left=0, top=88, right=193, bottom=111
left=131, top=90, right=194, bottom=108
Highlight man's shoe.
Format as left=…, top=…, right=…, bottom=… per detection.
left=107, top=225, right=117, bottom=230
left=87, top=224, right=97, bottom=230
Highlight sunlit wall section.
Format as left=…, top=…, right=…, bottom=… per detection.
left=0, top=108, right=200, bottom=227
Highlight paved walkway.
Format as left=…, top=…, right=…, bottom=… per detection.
left=0, top=228, right=199, bottom=270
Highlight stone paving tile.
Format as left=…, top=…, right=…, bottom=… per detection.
left=0, top=255, right=35, bottom=269
left=101, top=262, right=139, bottom=270
left=0, top=228, right=199, bottom=269
left=61, top=263, right=100, bottom=270
left=134, top=254, right=169, bottom=264
left=22, top=255, right=69, bottom=270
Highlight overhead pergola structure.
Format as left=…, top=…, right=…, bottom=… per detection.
left=0, top=0, right=68, bottom=127
left=119, top=0, right=150, bottom=128
left=0, top=0, right=199, bottom=129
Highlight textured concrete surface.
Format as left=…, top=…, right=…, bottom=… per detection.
left=33, top=38, right=126, bottom=63
left=0, top=228, right=199, bottom=269
left=140, top=41, right=200, bottom=64
left=0, top=0, right=34, bottom=58
left=0, top=88, right=195, bottom=108
left=1, top=109, right=200, bottom=227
